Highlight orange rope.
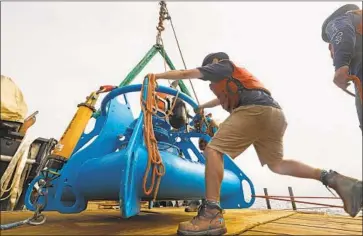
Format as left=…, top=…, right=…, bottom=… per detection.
left=348, top=75, right=362, bottom=103
left=140, top=74, right=166, bottom=201
left=253, top=195, right=339, bottom=199
left=254, top=196, right=343, bottom=208
left=294, top=206, right=331, bottom=210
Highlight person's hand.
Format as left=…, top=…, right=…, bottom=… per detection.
left=194, top=106, right=204, bottom=114
left=198, top=139, right=207, bottom=151
left=334, top=66, right=351, bottom=90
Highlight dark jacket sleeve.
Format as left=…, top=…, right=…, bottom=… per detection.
left=325, top=14, right=356, bottom=70
left=197, top=60, right=234, bottom=82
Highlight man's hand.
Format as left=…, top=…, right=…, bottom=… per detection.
left=194, top=106, right=204, bottom=114
left=334, top=65, right=351, bottom=90
left=193, top=98, right=221, bottom=114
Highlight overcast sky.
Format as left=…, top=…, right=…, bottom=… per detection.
left=2, top=2, right=362, bottom=204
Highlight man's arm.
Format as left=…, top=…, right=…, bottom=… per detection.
left=155, top=69, right=203, bottom=81
left=325, top=15, right=356, bottom=70
left=154, top=60, right=234, bottom=82
left=200, top=98, right=220, bottom=109
left=194, top=98, right=221, bottom=113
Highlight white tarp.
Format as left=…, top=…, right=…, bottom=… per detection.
left=1, top=75, right=28, bottom=123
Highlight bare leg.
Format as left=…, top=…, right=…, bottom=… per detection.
left=204, top=146, right=224, bottom=202
left=267, top=159, right=322, bottom=181
left=177, top=146, right=227, bottom=236
left=268, top=158, right=362, bottom=217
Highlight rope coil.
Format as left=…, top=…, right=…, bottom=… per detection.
left=0, top=135, right=37, bottom=208
left=140, top=74, right=166, bottom=201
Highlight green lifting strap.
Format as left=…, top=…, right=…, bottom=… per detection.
left=92, top=44, right=192, bottom=118
left=157, top=46, right=191, bottom=96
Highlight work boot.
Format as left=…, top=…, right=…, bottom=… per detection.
left=185, top=201, right=200, bottom=212
left=321, top=170, right=363, bottom=217
left=177, top=201, right=227, bottom=236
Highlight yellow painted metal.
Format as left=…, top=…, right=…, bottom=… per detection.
left=52, top=92, right=99, bottom=159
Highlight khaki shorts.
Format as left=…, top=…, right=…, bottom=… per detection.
left=207, top=105, right=287, bottom=166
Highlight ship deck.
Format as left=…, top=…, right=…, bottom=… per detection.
left=1, top=207, right=362, bottom=235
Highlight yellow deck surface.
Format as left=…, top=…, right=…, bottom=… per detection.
left=1, top=208, right=361, bottom=235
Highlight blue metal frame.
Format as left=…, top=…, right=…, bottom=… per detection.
left=25, top=77, right=255, bottom=218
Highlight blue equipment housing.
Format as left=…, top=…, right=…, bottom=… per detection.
left=25, top=78, right=255, bottom=218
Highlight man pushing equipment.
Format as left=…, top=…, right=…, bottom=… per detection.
left=153, top=52, right=363, bottom=236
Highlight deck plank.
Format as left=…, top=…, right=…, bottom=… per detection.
left=242, top=212, right=362, bottom=236
left=1, top=208, right=294, bottom=235
left=2, top=209, right=361, bottom=235
left=276, top=216, right=362, bottom=232
left=288, top=213, right=362, bottom=225
left=250, top=223, right=359, bottom=235
left=239, top=230, right=280, bottom=235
